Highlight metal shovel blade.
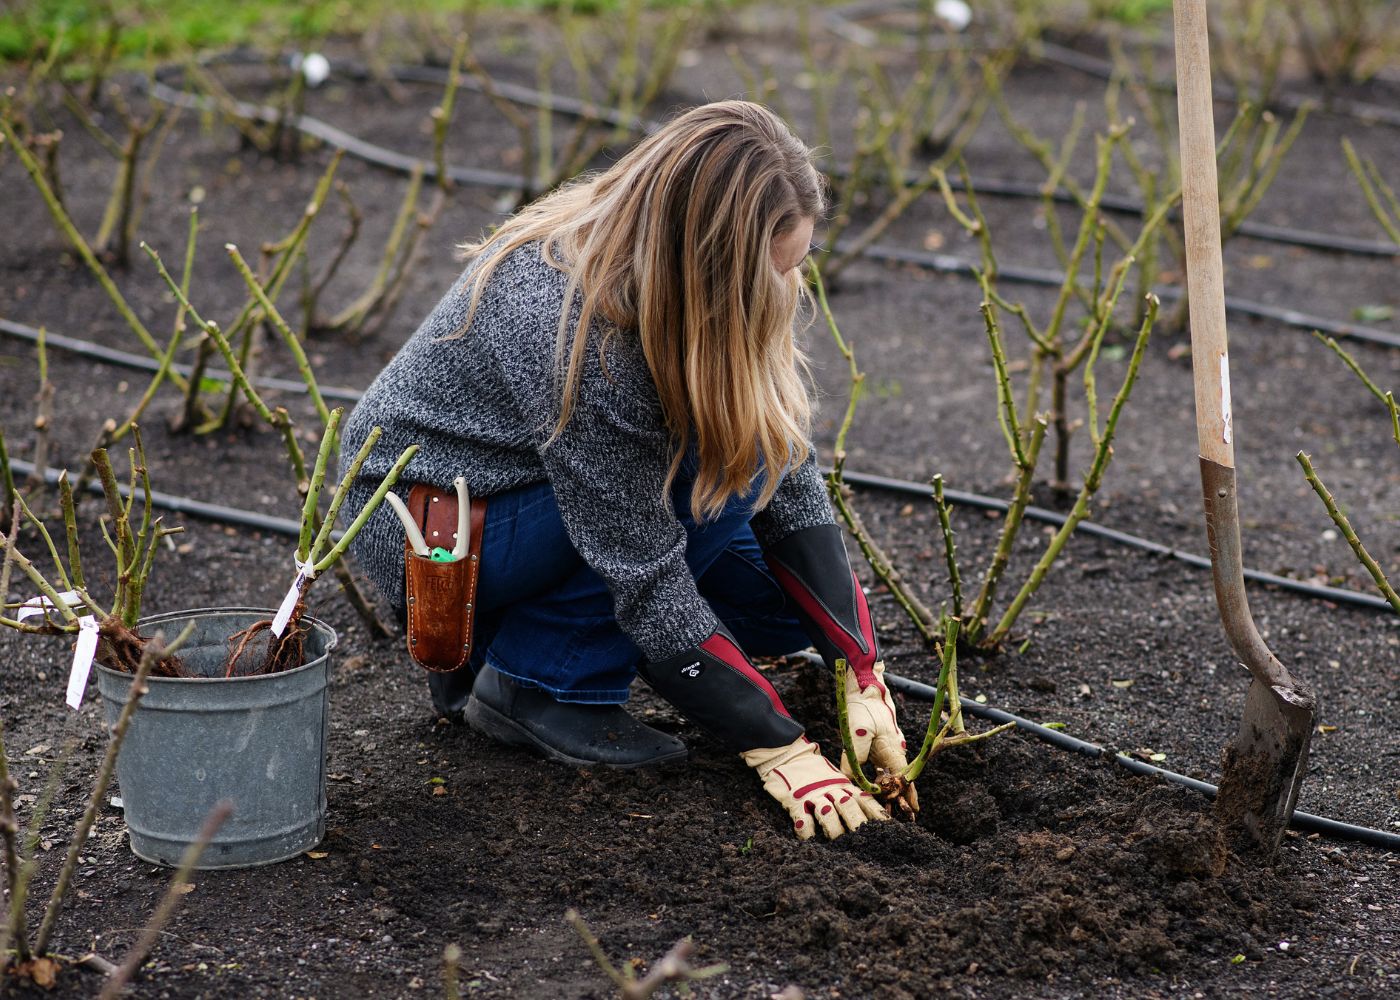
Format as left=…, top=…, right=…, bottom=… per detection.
left=1214, top=677, right=1314, bottom=857
left=1201, top=458, right=1317, bottom=857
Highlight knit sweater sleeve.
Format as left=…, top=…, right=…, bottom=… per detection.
left=483, top=261, right=719, bottom=662
left=749, top=448, right=837, bottom=549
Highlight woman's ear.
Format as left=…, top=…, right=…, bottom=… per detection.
left=770, top=217, right=816, bottom=274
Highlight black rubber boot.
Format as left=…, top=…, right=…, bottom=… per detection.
left=427, top=664, right=478, bottom=721
left=464, top=667, right=688, bottom=769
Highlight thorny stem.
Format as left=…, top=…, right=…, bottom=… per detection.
left=1297, top=452, right=1400, bottom=615
left=431, top=35, right=468, bottom=194
left=92, top=450, right=135, bottom=619
left=97, top=208, right=197, bottom=460
left=122, top=428, right=158, bottom=629
left=98, top=799, right=233, bottom=999
left=0, top=723, right=31, bottom=962
left=904, top=618, right=960, bottom=782
left=33, top=624, right=196, bottom=958
left=1342, top=137, right=1400, bottom=245
left=0, top=499, right=20, bottom=618
left=565, top=908, right=726, bottom=1000
left=2, top=731, right=79, bottom=970
left=300, top=409, right=344, bottom=563
left=812, top=263, right=938, bottom=643
left=966, top=416, right=1048, bottom=645
left=187, top=152, right=343, bottom=431
left=0, top=114, right=189, bottom=393
left=311, top=444, right=418, bottom=575
left=324, top=164, right=424, bottom=333
left=989, top=73, right=1133, bottom=253
left=830, top=484, right=938, bottom=644
left=932, top=475, right=963, bottom=622
left=833, top=659, right=880, bottom=794
left=1078, top=258, right=1138, bottom=448
left=143, top=242, right=309, bottom=488
left=360, top=187, right=445, bottom=340
left=0, top=527, right=83, bottom=631
left=1221, top=104, right=1311, bottom=241
left=224, top=243, right=331, bottom=427
left=300, top=180, right=361, bottom=330
left=463, top=36, right=537, bottom=193
left=92, top=91, right=165, bottom=268
left=27, top=327, right=53, bottom=502
left=0, top=431, right=15, bottom=529
left=13, top=492, right=71, bottom=595
left=57, top=476, right=84, bottom=595
left=1313, top=331, right=1400, bottom=443
left=981, top=301, right=1026, bottom=468
left=825, top=163, right=946, bottom=284
left=1042, top=127, right=1128, bottom=392
left=309, top=423, right=379, bottom=560
left=987, top=296, right=1156, bottom=646
left=811, top=263, right=863, bottom=478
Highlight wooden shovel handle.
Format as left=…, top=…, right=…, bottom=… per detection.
left=1174, top=0, right=1234, bottom=469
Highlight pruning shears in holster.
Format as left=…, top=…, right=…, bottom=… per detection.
left=385, top=477, right=486, bottom=673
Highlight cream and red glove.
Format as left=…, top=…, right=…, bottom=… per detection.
left=741, top=737, right=887, bottom=840
left=642, top=631, right=884, bottom=839
left=839, top=658, right=917, bottom=813
left=764, top=524, right=916, bottom=811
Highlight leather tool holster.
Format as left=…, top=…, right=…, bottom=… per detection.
left=403, top=483, right=486, bottom=673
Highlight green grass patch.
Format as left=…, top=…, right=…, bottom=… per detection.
left=0, top=0, right=721, bottom=66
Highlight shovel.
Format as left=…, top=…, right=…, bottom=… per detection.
left=1172, top=0, right=1316, bottom=858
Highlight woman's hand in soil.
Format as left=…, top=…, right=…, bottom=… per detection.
left=760, top=524, right=915, bottom=811
left=741, top=737, right=888, bottom=840
left=841, top=659, right=918, bottom=816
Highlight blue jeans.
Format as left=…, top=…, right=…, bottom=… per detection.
left=427, top=475, right=811, bottom=713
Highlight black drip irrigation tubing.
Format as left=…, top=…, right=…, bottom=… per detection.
left=129, top=60, right=1400, bottom=351
left=10, top=241, right=1400, bottom=377
left=15, top=450, right=1395, bottom=851
left=933, top=175, right=1400, bottom=260
left=9, top=457, right=314, bottom=540
left=2, top=317, right=1395, bottom=617
left=163, top=51, right=1400, bottom=261
left=857, top=243, right=1400, bottom=351
left=880, top=670, right=1400, bottom=852
left=826, top=0, right=1400, bottom=132
left=0, top=317, right=364, bottom=404
left=839, top=467, right=1396, bottom=614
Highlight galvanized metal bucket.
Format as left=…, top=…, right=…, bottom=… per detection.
left=94, top=607, right=337, bottom=869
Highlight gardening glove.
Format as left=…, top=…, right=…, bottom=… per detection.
left=763, top=524, right=915, bottom=805
left=640, top=627, right=805, bottom=752
left=840, top=658, right=917, bottom=814
left=741, top=737, right=887, bottom=841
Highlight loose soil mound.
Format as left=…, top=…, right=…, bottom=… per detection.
left=1, top=6, right=1397, bottom=998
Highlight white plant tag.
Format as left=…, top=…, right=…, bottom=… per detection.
left=271, top=562, right=314, bottom=638
left=66, top=617, right=99, bottom=710
left=15, top=592, right=98, bottom=709
left=1219, top=354, right=1233, bottom=445
left=15, top=589, right=82, bottom=623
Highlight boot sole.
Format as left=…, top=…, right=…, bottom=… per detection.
left=464, top=696, right=688, bottom=770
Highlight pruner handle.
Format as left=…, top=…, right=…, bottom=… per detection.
left=451, top=476, right=471, bottom=559
left=386, top=491, right=431, bottom=557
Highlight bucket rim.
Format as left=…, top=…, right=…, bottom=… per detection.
left=94, top=606, right=338, bottom=685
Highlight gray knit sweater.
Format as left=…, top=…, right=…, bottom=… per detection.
left=339, top=242, right=834, bottom=662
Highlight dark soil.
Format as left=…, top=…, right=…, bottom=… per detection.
left=1, top=5, right=1397, bottom=998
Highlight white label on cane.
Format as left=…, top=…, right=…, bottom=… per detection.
left=15, top=589, right=82, bottom=623
left=271, top=563, right=313, bottom=637
left=1219, top=354, right=1233, bottom=445
left=15, top=592, right=98, bottom=709
left=66, top=617, right=99, bottom=710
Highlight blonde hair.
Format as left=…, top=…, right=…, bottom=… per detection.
left=451, top=100, right=826, bottom=520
